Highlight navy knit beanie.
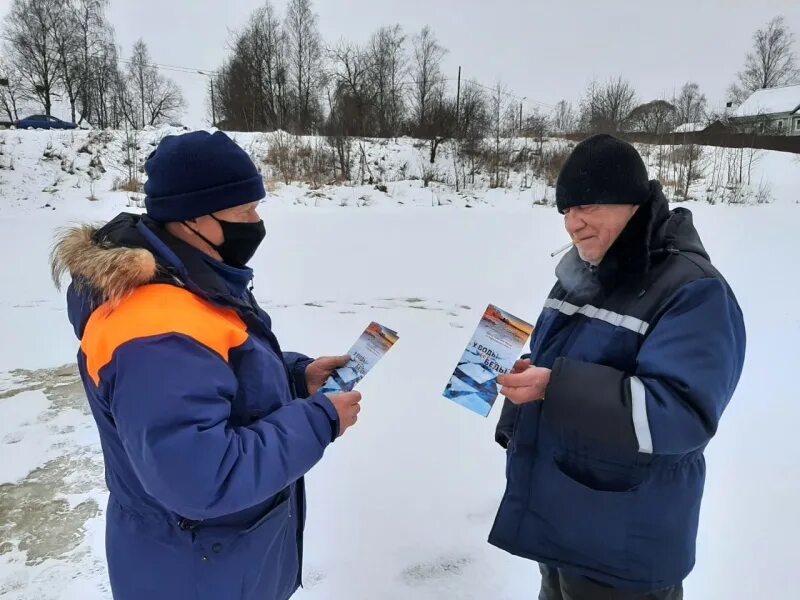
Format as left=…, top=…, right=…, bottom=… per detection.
left=144, top=131, right=265, bottom=222
left=555, top=134, right=650, bottom=214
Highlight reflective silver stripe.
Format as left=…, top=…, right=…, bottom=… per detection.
left=629, top=376, right=653, bottom=454
left=543, top=298, right=649, bottom=335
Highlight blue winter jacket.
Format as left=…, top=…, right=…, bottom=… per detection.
left=54, top=213, right=339, bottom=600
left=489, top=186, right=746, bottom=591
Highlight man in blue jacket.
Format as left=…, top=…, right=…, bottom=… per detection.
left=489, top=134, right=745, bottom=599
left=51, top=131, right=361, bottom=600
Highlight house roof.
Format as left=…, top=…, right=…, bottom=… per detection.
left=734, top=84, right=800, bottom=118
left=673, top=122, right=705, bottom=133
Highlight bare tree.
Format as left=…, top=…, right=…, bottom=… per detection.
left=456, top=82, right=488, bottom=140
left=0, top=57, right=24, bottom=121
left=579, top=77, right=637, bottom=133
left=145, top=78, right=185, bottom=127
left=216, top=49, right=260, bottom=131
left=425, top=93, right=456, bottom=164
left=52, top=4, right=83, bottom=123
left=524, top=110, right=549, bottom=154
left=450, top=82, right=487, bottom=186
left=411, top=26, right=447, bottom=132
left=216, top=2, right=289, bottom=132
left=327, top=40, right=374, bottom=137
left=3, top=0, right=62, bottom=116
left=674, top=82, right=707, bottom=126
left=322, top=91, right=353, bottom=181
left=367, top=24, right=407, bottom=137
left=123, top=39, right=185, bottom=128
left=285, top=0, right=323, bottom=132
left=73, top=0, right=111, bottom=125
left=125, top=39, right=150, bottom=128
left=675, top=144, right=705, bottom=200
left=729, top=16, right=800, bottom=105
left=627, top=99, right=677, bottom=133
left=488, top=81, right=513, bottom=187
left=257, top=3, right=290, bottom=130
left=551, top=99, right=576, bottom=133
left=89, top=40, right=124, bottom=128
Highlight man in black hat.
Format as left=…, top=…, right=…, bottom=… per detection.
left=488, top=134, right=746, bottom=599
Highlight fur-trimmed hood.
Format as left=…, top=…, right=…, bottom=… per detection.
left=50, top=223, right=159, bottom=305
left=52, top=212, right=257, bottom=340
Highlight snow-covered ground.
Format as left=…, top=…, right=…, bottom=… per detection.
left=1, top=128, right=798, bottom=599
left=2, top=127, right=798, bottom=217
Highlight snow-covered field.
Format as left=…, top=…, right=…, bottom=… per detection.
left=1, top=128, right=798, bottom=599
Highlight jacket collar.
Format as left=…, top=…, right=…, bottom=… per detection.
left=594, top=182, right=672, bottom=289
left=555, top=181, right=710, bottom=298
left=52, top=212, right=250, bottom=307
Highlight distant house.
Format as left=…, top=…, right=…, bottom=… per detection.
left=730, top=84, right=800, bottom=136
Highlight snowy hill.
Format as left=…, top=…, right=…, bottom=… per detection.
left=2, top=127, right=797, bottom=218
left=0, top=128, right=798, bottom=599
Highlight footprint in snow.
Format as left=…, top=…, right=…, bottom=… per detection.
left=303, top=568, right=327, bottom=589
left=400, top=553, right=473, bottom=586
left=3, top=432, right=23, bottom=444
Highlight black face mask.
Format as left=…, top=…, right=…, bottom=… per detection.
left=186, top=215, right=266, bottom=268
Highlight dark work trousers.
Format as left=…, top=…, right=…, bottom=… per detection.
left=538, top=565, right=684, bottom=600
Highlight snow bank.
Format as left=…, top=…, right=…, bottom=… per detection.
left=2, top=128, right=797, bottom=220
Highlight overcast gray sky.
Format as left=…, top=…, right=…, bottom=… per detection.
left=4, top=0, right=800, bottom=127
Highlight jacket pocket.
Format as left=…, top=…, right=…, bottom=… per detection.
left=237, top=490, right=298, bottom=599
left=239, top=490, right=291, bottom=535
left=555, top=457, right=644, bottom=493
left=534, top=457, right=637, bottom=574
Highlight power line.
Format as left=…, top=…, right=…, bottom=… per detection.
left=116, top=58, right=218, bottom=77
left=462, top=78, right=555, bottom=109
left=0, top=32, right=218, bottom=77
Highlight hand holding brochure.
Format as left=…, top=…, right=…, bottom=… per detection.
left=443, top=305, right=534, bottom=417
left=320, top=322, right=399, bottom=394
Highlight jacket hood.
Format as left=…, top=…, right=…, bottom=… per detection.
left=50, top=219, right=159, bottom=305
left=556, top=182, right=711, bottom=297
left=51, top=212, right=262, bottom=340
left=657, top=206, right=708, bottom=258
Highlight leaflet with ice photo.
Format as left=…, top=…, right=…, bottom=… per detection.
left=320, top=322, right=399, bottom=394
left=443, top=305, right=534, bottom=417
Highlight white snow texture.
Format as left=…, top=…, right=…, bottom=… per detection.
left=0, top=127, right=798, bottom=599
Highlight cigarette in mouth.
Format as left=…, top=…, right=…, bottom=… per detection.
left=550, top=240, right=575, bottom=258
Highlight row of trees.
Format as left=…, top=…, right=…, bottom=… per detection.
left=214, top=1, right=461, bottom=141
left=215, top=1, right=556, bottom=163
left=577, top=16, right=799, bottom=135
left=217, top=3, right=799, bottom=142
left=0, top=0, right=185, bottom=127
left=569, top=79, right=708, bottom=135
left=2, top=0, right=797, bottom=141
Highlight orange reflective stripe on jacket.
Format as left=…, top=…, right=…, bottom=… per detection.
left=81, top=283, right=249, bottom=386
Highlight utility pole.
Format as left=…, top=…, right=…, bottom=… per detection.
left=198, top=71, right=217, bottom=127
left=454, top=66, right=462, bottom=194
left=210, top=78, right=217, bottom=127
left=455, top=66, right=461, bottom=129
